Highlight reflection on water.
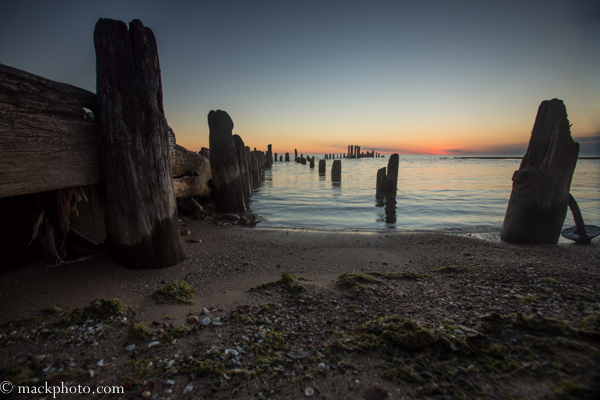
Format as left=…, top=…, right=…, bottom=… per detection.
left=375, top=193, right=397, bottom=224
left=248, top=156, right=599, bottom=232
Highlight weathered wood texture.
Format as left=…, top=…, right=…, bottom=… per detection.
left=0, top=63, right=101, bottom=198
left=208, top=110, right=246, bottom=212
left=95, top=18, right=184, bottom=269
left=310, top=156, right=315, bottom=168
left=501, top=99, right=580, bottom=244
left=233, top=134, right=252, bottom=197
left=171, top=144, right=212, bottom=198
left=332, top=160, right=341, bottom=182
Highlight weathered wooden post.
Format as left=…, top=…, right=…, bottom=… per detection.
left=233, top=134, right=252, bottom=198
left=285, top=152, right=290, bottom=161
left=280, top=155, right=282, bottom=161
left=376, top=153, right=399, bottom=194
left=94, top=18, right=184, bottom=269
left=208, top=110, right=246, bottom=213
left=501, top=99, right=580, bottom=244
left=267, top=144, right=273, bottom=167
left=319, top=159, right=326, bottom=173
left=310, top=157, right=315, bottom=168
left=332, top=160, right=342, bottom=182
left=274, top=153, right=277, bottom=162
left=295, top=149, right=298, bottom=161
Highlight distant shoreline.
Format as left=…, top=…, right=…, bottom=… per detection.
left=452, top=156, right=599, bottom=160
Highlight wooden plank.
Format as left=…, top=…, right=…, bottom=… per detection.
left=0, top=63, right=101, bottom=198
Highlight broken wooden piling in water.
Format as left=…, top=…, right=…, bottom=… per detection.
left=376, top=153, right=399, bottom=194
left=331, top=160, right=342, bottom=182
left=501, top=99, right=580, bottom=244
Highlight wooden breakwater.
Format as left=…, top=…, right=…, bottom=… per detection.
left=0, top=18, right=272, bottom=271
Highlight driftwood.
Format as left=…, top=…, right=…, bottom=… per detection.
left=501, top=99, right=579, bottom=244
left=332, top=160, right=342, bottom=182
left=0, top=63, right=101, bottom=198
left=94, top=18, right=185, bottom=269
left=376, top=153, right=399, bottom=194
left=171, top=144, right=212, bottom=198
left=208, top=110, right=246, bottom=213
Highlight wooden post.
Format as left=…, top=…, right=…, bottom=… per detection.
left=295, top=149, right=298, bottom=161
left=501, top=99, right=579, bottom=244
left=267, top=144, right=273, bottom=167
left=332, top=160, right=342, bottom=182
left=233, top=134, right=252, bottom=198
left=310, top=157, right=315, bottom=168
left=94, top=18, right=184, bottom=269
left=274, top=153, right=277, bottom=162
left=285, top=152, right=289, bottom=161
left=319, top=159, right=326, bottom=173
left=208, top=110, right=246, bottom=213
left=376, top=153, right=399, bottom=194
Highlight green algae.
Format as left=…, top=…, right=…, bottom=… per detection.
left=367, top=271, right=424, bottom=280
left=163, top=325, right=190, bottom=342
left=59, top=298, right=124, bottom=326
left=249, top=272, right=308, bottom=293
left=539, top=277, right=558, bottom=285
left=41, top=305, right=65, bottom=316
left=130, top=323, right=151, bottom=341
left=337, top=272, right=385, bottom=289
left=151, top=280, right=194, bottom=304
left=431, top=265, right=473, bottom=273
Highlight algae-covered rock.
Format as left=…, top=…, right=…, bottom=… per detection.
left=151, top=280, right=194, bottom=304
left=249, top=272, right=308, bottom=293
left=367, top=271, right=424, bottom=280
left=59, top=298, right=124, bottom=326
left=337, top=272, right=385, bottom=289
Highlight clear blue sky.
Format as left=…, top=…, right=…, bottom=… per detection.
left=1, top=0, right=598, bottom=155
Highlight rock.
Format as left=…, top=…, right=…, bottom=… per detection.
left=180, top=228, right=191, bottom=236
left=225, top=349, right=239, bottom=357
left=305, top=387, right=314, bottom=397
left=186, top=239, right=202, bottom=243
left=148, top=341, right=160, bottom=348
left=222, top=213, right=241, bottom=222
left=239, top=214, right=257, bottom=225
left=125, top=344, right=136, bottom=351
left=183, top=384, right=193, bottom=394
left=202, top=307, right=210, bottom=315
left=202, top=317, right=211, bottom=325
left=187, top=316, right=200, bottom=325
left=164, top=379, right=175, bottom=386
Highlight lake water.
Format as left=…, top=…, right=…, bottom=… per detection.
left=248, top=155, right=599, bottom=235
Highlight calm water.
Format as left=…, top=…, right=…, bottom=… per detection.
left=248, top=155, right=599, bottom=234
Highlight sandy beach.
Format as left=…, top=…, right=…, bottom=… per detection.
left=1, top=219, right=599, bottom=399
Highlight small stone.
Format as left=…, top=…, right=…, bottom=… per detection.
left=187, top=316, right=200, bottom=325
left=148, top=341, right=160, bottom=348
left=180, top=228, right=191, bottom=236
left=318, top=363, right=326, bottom=369
left=202, top=307, right=210, bottom=315
left=305, top=387, right=314, bottom=396
left=222, top=213, right=240, bottom=222
left=125, top=344, right=136, bottom=351
left=164, top=379, right=175, bottom=386
left=202, top=317, right=211, bottom=325
left=225, top=349, right=239, bottom=357
left=166, top=360, right=175, bottom=368
left=88, top=370, right=94, bottom=378
left=186, top=239, right=202, bottom=243
left=97, top=359, right=104, bottom=366
left=34, top=355, right=46, bottom=361
left=183, top=384, right=193, bottom=394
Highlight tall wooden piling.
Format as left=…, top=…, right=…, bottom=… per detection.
left=232, top=134, right=252, bottom=197
left=310, top=157, right=315, bottom=168
left=331, top=160, right=342, bottom=182
left=285, top=152, right=290, bottom=161
left=94, top=18, right=184, bottom=269
left=501, top=99, right=580, bottom=244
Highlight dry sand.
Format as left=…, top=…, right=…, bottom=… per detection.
left=1, top=220, right=599, bottom=399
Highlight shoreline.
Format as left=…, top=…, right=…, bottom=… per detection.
left=1, top=220, right=599, bottom=398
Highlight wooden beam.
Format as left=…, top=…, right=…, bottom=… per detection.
left=0, top=63, right=101, bottom=198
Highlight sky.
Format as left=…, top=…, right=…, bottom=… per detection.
left=1, top=0, right=599, bottom=156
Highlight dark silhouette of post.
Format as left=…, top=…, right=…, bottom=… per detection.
left=233, top=134, right=251, bottom=198
left=310, top=156, right=315, bottom=168
left=208, top=110, right=246, bottom=213
left=285, top=152, right=289, bottom=161
left=331, top=160, right=342, bottom=182
left=319, top=159, right=326, bottom=173
left=94, top=18, right=184, bottom=269
left=501, top=99, right=579, bottom=244
left=376, top=153, right=399, bottom=194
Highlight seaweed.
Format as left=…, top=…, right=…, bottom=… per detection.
left=249, top=272, right=308, bottom=293
left=151, top=280, right=194, bottom=304
left=367, top=271, right=424, bottom=280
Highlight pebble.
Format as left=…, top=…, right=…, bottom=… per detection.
left=183, top=384, right=194, bottom=394
left=97, top=359, right=104, bottom=366
left=186, top=239, right=202, bottom=243
left=125, top=344, right=136, bottom=351
left=202, top=307, right=210, bottom=315
left=148, top=341, right=160, bottom=348
left=202, top=317, right=211, bottom=325
left=164, top=379, right=175, bottom=386
left=187, top=316, right=200, bottom=325
left=318, top=363, right=327, bottom=369
left=305, top=387, right=314, bottom=396
left=225, top=349, right=239, bottom=357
